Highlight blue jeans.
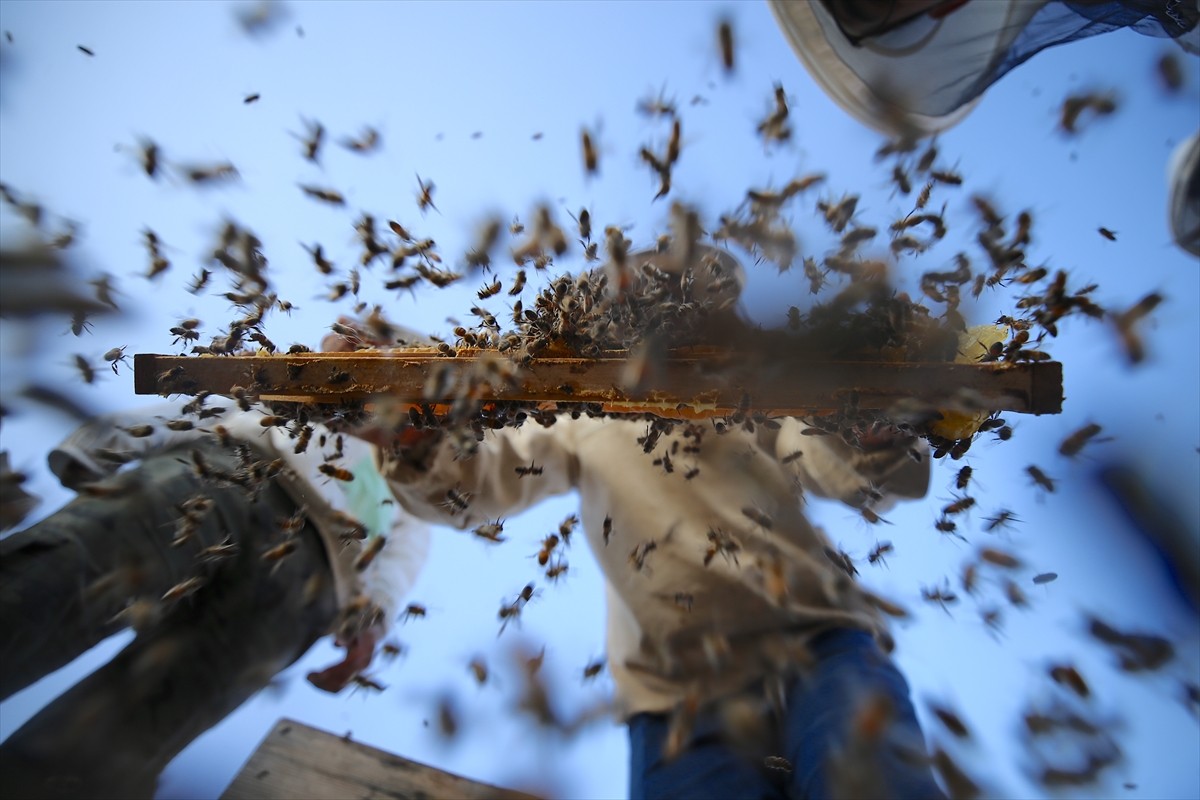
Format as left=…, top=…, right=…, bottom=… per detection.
left=628, top=629, right=946, bottom=800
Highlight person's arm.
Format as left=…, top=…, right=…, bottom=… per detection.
left=775, top=418, right=930, bottom=508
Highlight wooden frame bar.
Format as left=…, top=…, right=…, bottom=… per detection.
left=134, top=350, right=1062, bottom=418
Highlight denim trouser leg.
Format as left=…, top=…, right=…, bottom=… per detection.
left=782, top=628, right=946, bottom=800
left=628, top=708, right=783, bottom=800
left=627, top=628, right=945, bottom=800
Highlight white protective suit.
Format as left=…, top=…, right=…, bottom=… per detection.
left=380, top=412, right=929, bottom=717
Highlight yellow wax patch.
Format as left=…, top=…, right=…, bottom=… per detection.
left=930, top=324, right=1009, bottom=440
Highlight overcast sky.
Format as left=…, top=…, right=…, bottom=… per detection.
left=0, top=2, right=1197, bottom=798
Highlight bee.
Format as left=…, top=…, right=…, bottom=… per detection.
left=162, top=576, right=206, bottom=603
left=242, top=92, right=261, bottom=104
left=602, top=514, right=613, bottom=546
left=1026, top=465, right=1056, bottom=492
left=77, top=44, right=94, bottom=56
left=354, top=535, right=387, bottom=571
left=318, top=463, right=354, bottom=482
left=582, top=659, right=605, bottom=681
left=70, top=310, right=94, bottom=337
left=929, top=168, right=963, bottom=186
left=703, top=528, right=740, bottom=567
left=351, top=675, right=387, bottom=694
left=1157, top=52, right=1184, bottom=92
left=581, top=127, right=599, bottom=175
left=340, top=126, right=380, bottom=154
left=401, top=603, right=427, bottom=622
left=444, top=487, right=471, bottom=514
left=164, top=418, right=195, bottom=432
left=1058, top=423, right=1108, bottom=458
left=477, top=278, right=502, bottom=300
left=1032, top=572, right=1058, bottom=585
left=1097, top=227, right=1117, bottom=241
left=299, top=184, right=345, bottom=206
left=1049, top=664, right=1091, bottom=698
left=867, top=541, right=893, bottom=567
left=468, top=657, right=489, bottom=686
left=1004, top=579, right=1029, bottom=608
left=934, top=517, right=963, bottom=541
left=983, top=509, right=1020, bottom=533
left=136, top=138, right=161, bottom=179
left=198, top=535, right=239, bottom=563
left=740, top=506, right=773, bottom=530
left=546, top=560, right=569, bottom=582
left=301, top=243, right=335, bottom=275
left=515, top=460, right=543, bottom=478
left=73, top=354, right=98, bottom=384
left=953, top=465, right=974, bottom=491
left=979, top=547, right=1021, bottom=569
left=717, top=17, right=735, bottom=73
left=921, top=584, right=958, bottom=614
left=684, top=467, right=700, bottom=480
left=535, top=533, right=560, bottom=566
left=1059, top=92, right=1117, bottom=134
left=261, top=540, right=297, bottom=564
left=629, top=539, right=658, bottom=572
left=509, top=216, right=525, bottom=236
left=942, top=495, right=976, bottom=516
left=558, top=514, right=579, bottom=544
left=415, top=173, right=437, bottom=214
left=259, top=415, right=288, bottom=428
left=927, top=702, right=971, bottom=739
left=184, top=161, right=239, bottom=184
left=932, top=749, right=980, bottom=800
left=293, top=117, right=325, bottom=162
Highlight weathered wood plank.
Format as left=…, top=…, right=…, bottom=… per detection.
left=221, top=718, right=539, bottom=800
left=134, top=351, right=1062, bottom=417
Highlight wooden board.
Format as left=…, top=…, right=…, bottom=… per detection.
left=134, top=350, right=1062, bottom=418
left=220, top=718, right=539, bottom=800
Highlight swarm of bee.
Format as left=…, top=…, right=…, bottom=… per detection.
left=1, top=14, right=1192, bottom=798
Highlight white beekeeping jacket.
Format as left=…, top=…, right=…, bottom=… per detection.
left=380, top=413, right=928, bottom=717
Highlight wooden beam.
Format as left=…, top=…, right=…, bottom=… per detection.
left=134, top=350, right=1062, bottom=418
left=220, top=718, right=539, bottom=800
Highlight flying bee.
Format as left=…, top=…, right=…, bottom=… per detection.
left=1026, top=465, right=1056, bottom=492
left=70, top=310, right=94, bottom=337
left=473, top=519, right=506, bottom=544
left=629, top=539, right=658, bottom=572
left=415, top=173, right=437, bottom=214
left=507, top=269, right=527, bottom=296
left=1004, top=579, right=1029, bottom=608
left=921, top=583, right=958, bottom=614
left=983, top=509, right=1020, bottom=533
left=293, top=117, right=325, bottom=162
left=545, top=560, right=569, bottom=582
left=602, top=514, right=613, bottom=546
left=581, top=127, right=599, bottom=175
left=185, top=268, right=212, bottom=294
left=942, top=495, right=976, bottom=516
left=914, top=180, right=934, bottom=210
left=401, top=603, right=427, bottom=622
left=299, top=184, right=345, bottom=205
left=339, top=126, right=380, bottom=154
left=259, top=415, right=288, bottom=428
left=477, top=278, right=501, bottom=300
left=1048, top=664, right=1091, bottom=699
left=136, top=138, right=161, bottom=179
left=162, top=576, right=206, bottom=603
left=1059, top=92, right=1118, bottom=134
left=927, top=702, right=971, bottom=739
left=1097, top=227, right=1117, bottom=241
left=198, top=535, right=239, bottom=563
left=582, top=659, right=605, bottom=681
left=1058, top=423, right=1108, bottom=458
left=1157, top=52, right=1184, bottom=92
left=102, top=346, right=129, bottom=374
left=73, top=354, right=98, bottom=384
left=979, top=547, right=1022, bottom=569
left=929, top=168, right=963, bottom=186
left=318, top=463, right=354, bottom=482
left=183, top=161, right=239, bottom=184
left=558, top=513, right=579, bottom=544
left=354, top=535, right=387, bottom=571
left=717, top=17, right=735, bottom=73
left=741, top=506, right=773, bottom=530
left=1032, top=572, right=1058, bottom=585
left=443, top=487, right=470, bottom=514
left=535, top=533, right=560, bottom=566
left=867, top=541, right=893, bottom=567
left=301, top=242, right=335, bottom=275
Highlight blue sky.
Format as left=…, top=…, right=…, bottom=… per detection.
left=1, top=2, right=1197, bottom=798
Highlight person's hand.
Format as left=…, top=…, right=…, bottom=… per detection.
left=306, top=627, right=378, bottom=693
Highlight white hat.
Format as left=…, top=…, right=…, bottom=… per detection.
left=1167, top=130, right=1200, bottom=257
left=768, top=0, right=1045, bottom=136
